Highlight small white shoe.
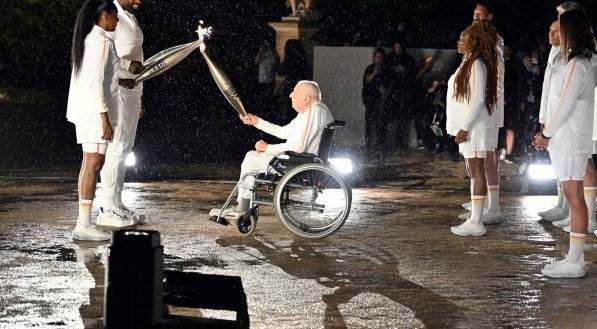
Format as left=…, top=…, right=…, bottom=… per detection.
left=562, top=221, right=597, bottom=233
left=462, top=201, right=472, bottom=210
left=451, top=220, right=487, bottom=236
left=458, top=212, right=471, bottom=220
left=542, top=208, right=567, bottom=222
left=97, top=208, right=135, bottom=227
left=553, top=217, right=570, bottom=228
left=538, top=206, right=561, bottom=219
left=458, top=210, right=502, bottom=224
left=119, top=205, right=146, bottom=224
left=72, top=223, right=111, bottom=241
left=541, top=257, right=587, bottom=278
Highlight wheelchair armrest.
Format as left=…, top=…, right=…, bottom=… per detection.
left=283, top=151, right=317, bottom=160
left=268, top=151, right=321, bottom=175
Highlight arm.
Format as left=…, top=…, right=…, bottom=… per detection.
left=265, top=110, right=315, bottom=155
left=91, top=38, right=112, bottom=114
left=255, top=116, right=295, bottom=140
left=542, top=60, right=587, bottom=138
left=460, top=60, right=487, bottom=131
left=363, top=65, right=377, bottom=84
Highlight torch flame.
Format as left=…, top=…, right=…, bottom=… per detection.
left=195, top=20, right=213, bottom=41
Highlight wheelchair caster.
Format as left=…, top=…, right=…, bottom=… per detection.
left=237, top=210, right=258, bottom=237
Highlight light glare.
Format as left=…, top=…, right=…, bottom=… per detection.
left=528, top=164, right=555, bottom=180
left=125, top=152, right=136, bottom=167
left=328, top=158, right=353, bottom=174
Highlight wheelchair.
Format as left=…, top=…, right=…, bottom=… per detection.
left=209, top=121, right=352, bottom=239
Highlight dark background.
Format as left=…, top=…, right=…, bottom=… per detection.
left=1, top=0, right=596, bottom=170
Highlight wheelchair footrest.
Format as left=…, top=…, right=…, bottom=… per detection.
left=208, top=216, right=229, bottom=226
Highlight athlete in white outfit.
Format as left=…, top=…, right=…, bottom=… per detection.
left=448, top=20, right=500, bottom=236
left=534, top=9, right=596, bottom=278
left=209, top=81, right=334, bottom=222
left=97, top=0, right=145, bottom=227
left=460, top=2, right=504, bottom=224
left=66, top=0, right=135, bottom=240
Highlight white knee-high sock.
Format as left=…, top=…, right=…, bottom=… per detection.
left=584, top=187, right=597, bottom=225
left=556, top=180, right=564, bottom=208
left=486, top=185, right=500, bottom=212
left=566, top=232, right=586, bottom=263
left=470, top=195, right=486, bottom=224
left=78, top=199, right=93, bottom=227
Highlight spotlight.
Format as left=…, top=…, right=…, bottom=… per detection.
left=328, top=158, right=353, bottom=174
left=125, top=152, right=136, bottom=167
left=527, top=164, right=555, bottom=180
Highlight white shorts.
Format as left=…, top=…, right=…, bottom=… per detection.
left=82, top=143, right=108, bottom=154
left=458, top=126, right=497, bottom=159
left=549, top=154, right=588, bottom=181
left=592, top=141, right=597, bottom=155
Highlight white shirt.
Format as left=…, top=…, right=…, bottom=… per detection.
left=112, top=0, right=144, bottom=93
left=255, top=101, right=334, bottom=156
left=539, top=46, right=564, bottom=125
left=446, top=59, right=494, bottom=136
left=66, top=25, right=119, bottom=128
left=544, top=57, right=595, bottom=156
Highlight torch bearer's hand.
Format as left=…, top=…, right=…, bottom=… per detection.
left=128, top=61, right=145, bottom=74
left=240, top=114, right=259, bottom=126
left=119, top=79, right=137, bottom=89
left=100, top=113, right=113, bottom=141
left=255, top=140, right=268, bottom=153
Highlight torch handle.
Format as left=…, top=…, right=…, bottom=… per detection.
left=201, top=52, right=248, bottom=116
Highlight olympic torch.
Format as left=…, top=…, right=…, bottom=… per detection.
left=134, top=22, right=213, bottom=85
left=200, top=51, right=248, bottom=116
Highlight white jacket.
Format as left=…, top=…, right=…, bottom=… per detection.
left=446, top=59, right=494, bottom=136
left=544, top=57, right=595, bottom=156
left=66, top=25, right=119, bottom=139
left=539, top=46, right=564, bottom=125
left=255, top=101, right=334, bottom=156
left=112, top=0, right=144, bottom=94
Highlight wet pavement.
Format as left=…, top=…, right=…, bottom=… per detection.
left=1, top=151, right=597, bottom=328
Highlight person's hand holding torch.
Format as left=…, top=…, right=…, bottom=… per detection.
left=240, top=114, right=259, bottom=126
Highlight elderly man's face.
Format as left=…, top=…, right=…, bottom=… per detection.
left=289, top=84, right=309, bottom=113
left=473, top=4, right=493, bottom=21
left=549, top=21, right=560, bottom=46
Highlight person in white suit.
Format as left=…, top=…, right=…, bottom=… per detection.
left=97, top=0, right=145, bottom=227
left=534, top=9, right=596, bottom=278
left=209, top=81, right=334, bottom=222
left=66, top=0, right=135, bottom=241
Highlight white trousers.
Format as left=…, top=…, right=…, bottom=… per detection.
left=100, top=90, right=141, bottom=195
left=238, top=151, right=273, bottom=202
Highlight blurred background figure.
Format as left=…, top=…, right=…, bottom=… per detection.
left=362, top=47, right=390, bottom=155
left=255, top=36, right=279, bottom=120
left=275, top=40, right=310, bottom=121
left=500, top=44, right=522, bottom=164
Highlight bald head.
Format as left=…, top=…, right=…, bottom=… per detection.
left=290, top=81, right=322, bottom=113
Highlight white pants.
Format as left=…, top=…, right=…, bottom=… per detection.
left=238, top=151, right=273, bottom=202
left=100, top=90, right=142, bottom=196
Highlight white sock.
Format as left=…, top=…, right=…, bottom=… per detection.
left=486, top=185, right=500, bottom=212
left=78, top=199, right=93, bottom=227
left=556, top=181, right=564, bottom=208
left=561, top=197, right=570, bottom=215
left=584, top=187, right=597, bottom=225
left=469, top=195, right=486, bottom=224
left=115, top=191, right=123, bottom=207
left=566, top=232, right=586, bottom=263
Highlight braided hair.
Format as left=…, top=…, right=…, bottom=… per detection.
left=453, top=20, right=499, bottom=115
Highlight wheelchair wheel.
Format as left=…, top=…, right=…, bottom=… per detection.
left=237, top=208, right=258, bottom=237
left=274, top=163, right=352, bottom=239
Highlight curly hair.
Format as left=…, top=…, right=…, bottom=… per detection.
left=453, top=20, right=499, bottom=115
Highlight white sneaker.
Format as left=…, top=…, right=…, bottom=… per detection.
left=553, top=217, right=570, bottom=228
left=594, top=229, right=597, bottom=237
left=459, top=210, right=502, bottom=224
left=542, top=208, right=567, bottom=222
left=562, top=221, right=597, bottom=233
left=538, top=206, right=561, bottom=218
left=97, top=208, right=135, bottom=227
left=451, top=219, right=487, bottom=236
left=72, top=223, right=111, bottom=241
left=499, top=148, right=506, bottom=161
left=119, top=205, right=146, bottom=224
left=208, top=206, right=245, bottom=224
left=541, top=257, right=587, bottom=278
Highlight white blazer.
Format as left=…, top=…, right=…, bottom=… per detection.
left=112, top=0, right=144, bottom=94
left=66, top=25, right=120, bottom=143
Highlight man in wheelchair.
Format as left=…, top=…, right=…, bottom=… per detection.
left=209, top=80, right=334, bottom=223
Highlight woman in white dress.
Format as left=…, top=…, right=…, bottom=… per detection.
left=66, top=0, right=134, bottom=241
left=446, top=20, right=499, bottom=236
left=534, top=9, right=596, bottom=278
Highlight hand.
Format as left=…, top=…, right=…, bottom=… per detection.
left=139, top=105, right=145, bottom=119
left=532, top=133, right=549, bottom=150
left=255, top=140, right=268, bottom=153
left=455, top=129, right=468, bottom=144
left=128, top=61, right=145, bottom=74
left=119, top=79, right=136, bottom=89
left=100, top=113, right=113, bottom=141
left=240, top=114, right=259, bottom=126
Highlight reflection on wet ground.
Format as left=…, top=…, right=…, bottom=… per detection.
left=1, top=175, right=596, bottom=328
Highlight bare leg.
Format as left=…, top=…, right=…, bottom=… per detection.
left=80, top=152, right=106, bottom=201
left=562, top=180, right=588, bottom=234
left=505, top=130, right=515, bottom=155
left=467, top=158, right=487, bottom=195
left=484, top=150, right=499, bottom=186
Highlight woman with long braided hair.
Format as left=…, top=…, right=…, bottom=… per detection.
left=446, top=20, right=499, bottom=236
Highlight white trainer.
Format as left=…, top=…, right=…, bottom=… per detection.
left=119, top=205, right=146, bottom=224
left=541, top=258, right=587, bottom=278
left=97, top=208, right=135, bottom=227
left=594, top=229, right=597, bottom=237
left=208, top=206, right=245, bottom=224
left=458, top=210, right=502, bottom=224
left=553, top=217, right=570, bottom=228
left=72, top=223, right=111, bottom=241
left=562, top=221, right=597, bottom=233
left=542, top=208, right=567, bottom=222
left=451, top=220, right=487, bottom=236
left=538, top=206, right=561, bottom=219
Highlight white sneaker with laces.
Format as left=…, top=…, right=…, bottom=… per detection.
left=538, top=206, right=561, bottom=219
left=542, top=208, right=567, bottom=222
left=451, top=219, right=487, bottom=236
left=119, top=205, right=146, bottom=224
left=97, top=208, right=135, bottom=227
left=208, top=206, right=245, bottom=224
left=553, top=217, right=570, bottom=228
left=458, top=210, right=502, bottom=224
left=541, top=257, right=587, bottom=278
left=562, top=221, right=597, bottom=233
left=72, top=223, right=111, bottom=241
